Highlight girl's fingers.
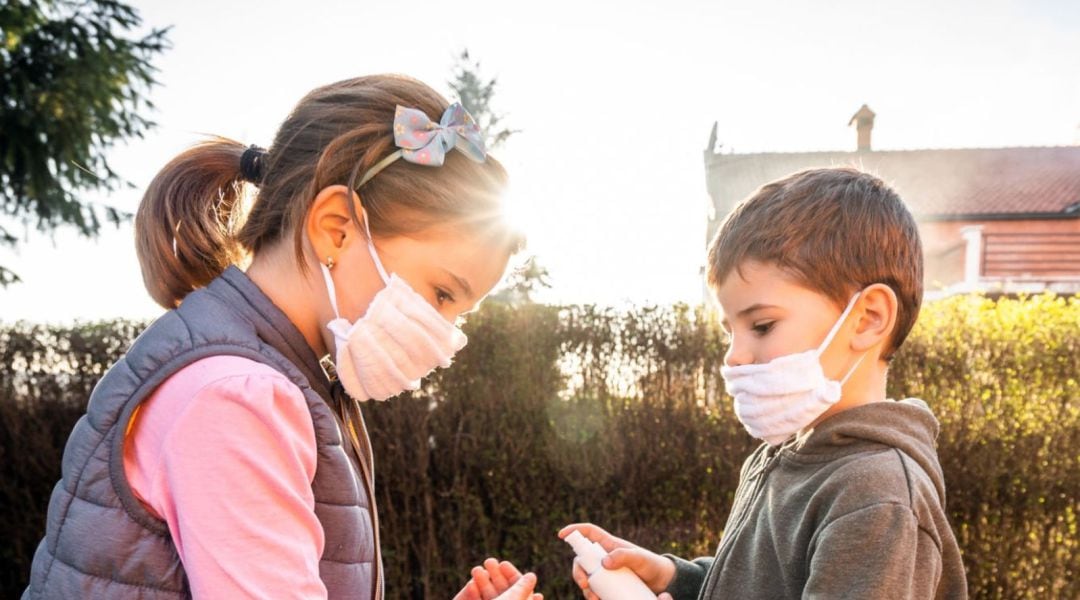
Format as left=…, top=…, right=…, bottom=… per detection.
left=497, top=572, right=537, bottom=600
left=472, top=565, right=499, bottom=600
left=453, top=579, right=481, bottom=600
left=499, top=560, right=523, bottom=584
left=485, top=557, right=510, bottom=591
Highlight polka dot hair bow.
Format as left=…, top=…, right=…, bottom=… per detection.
left=357, top=102, right=487, bottom=188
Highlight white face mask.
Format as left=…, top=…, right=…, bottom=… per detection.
left=319, top=214, right=467, bottom=402
left=720, top=292, right=866, bottom=446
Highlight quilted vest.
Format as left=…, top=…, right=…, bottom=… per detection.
left=23, top=266, right=382, bottom=599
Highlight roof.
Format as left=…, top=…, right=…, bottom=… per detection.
left=704, top=145, right=1080, bottom=220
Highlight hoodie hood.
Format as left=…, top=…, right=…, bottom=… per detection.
left=790, top=398, right=947, bottom=507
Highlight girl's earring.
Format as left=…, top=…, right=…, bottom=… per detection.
left=326, top=256, right=335, bottom=270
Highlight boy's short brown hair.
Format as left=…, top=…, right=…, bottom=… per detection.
left=706, top=167, right=923, bottom=360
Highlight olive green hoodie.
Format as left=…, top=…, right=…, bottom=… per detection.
left=664, top=398, right=968, bottom=599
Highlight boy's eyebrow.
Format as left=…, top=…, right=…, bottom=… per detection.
left=441, top=268, right=475, bottom=301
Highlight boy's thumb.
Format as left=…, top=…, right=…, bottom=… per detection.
left=602, top=548, right=647, bottom=572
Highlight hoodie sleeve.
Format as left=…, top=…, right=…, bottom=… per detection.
left=804, top=502, right=942, bottom=599
left=662, top=554, right=714, bottom=600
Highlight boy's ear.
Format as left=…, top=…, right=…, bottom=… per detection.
left=851, top=283, right=898, bottom=356
left=305, top=185, right=364, bottom=262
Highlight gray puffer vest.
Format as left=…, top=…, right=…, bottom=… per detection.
left=23, top=266, right=382, bottom=599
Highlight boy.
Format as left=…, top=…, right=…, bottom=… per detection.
left=561, top=167, right=968, bottom=599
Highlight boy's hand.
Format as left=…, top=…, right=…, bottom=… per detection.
left=453, top=557, right=543, bottom=600
left=559, top=523, right=676, bottom=596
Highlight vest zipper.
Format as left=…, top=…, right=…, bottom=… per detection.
left=339, top=397, right=384, bottom=600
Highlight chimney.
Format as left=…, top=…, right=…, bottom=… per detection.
left=848, top=104, right=876, bottom=151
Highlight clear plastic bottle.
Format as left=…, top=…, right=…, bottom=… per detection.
left=564, top=531, right=657, bottom=600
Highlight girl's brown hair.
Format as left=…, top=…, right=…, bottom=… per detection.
left=135, top=74, right=519, bottom=309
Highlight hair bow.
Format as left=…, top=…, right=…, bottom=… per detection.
left=357, top=102, right=487, bottom=188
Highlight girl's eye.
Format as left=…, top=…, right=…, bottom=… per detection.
left=435, top=288, right=455, bottom=306
left=752, top=321, right=775, bottom=336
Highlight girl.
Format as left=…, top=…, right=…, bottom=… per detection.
left=24, top=74, right=540, bottom=600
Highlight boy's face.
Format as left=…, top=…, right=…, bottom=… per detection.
left=714, top=260, right=856, bottom=374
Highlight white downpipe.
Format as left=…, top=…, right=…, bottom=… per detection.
left=960, top=225, right=984, bottom=290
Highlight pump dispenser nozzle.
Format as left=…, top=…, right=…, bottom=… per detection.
left=564, top=531, right=657, bottom=600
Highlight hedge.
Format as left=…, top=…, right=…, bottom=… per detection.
left=1, top=294, right=1077, bottom=598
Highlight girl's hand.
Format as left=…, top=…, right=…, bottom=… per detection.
left=558, top=523, right=676, bottom=598
left=453, top=558, right=543, bottom=600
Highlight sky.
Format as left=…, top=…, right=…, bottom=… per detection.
left=2, top=0, right=1079, bottom=323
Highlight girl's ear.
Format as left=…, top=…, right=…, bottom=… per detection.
left=851, top=283, right=898, bottom=355
left=305, top=185, right=364, bottom=264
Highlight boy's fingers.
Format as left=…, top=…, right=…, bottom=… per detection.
left=485, top=558, right=509, bottom=591
left=560, top=523, right=625, bottom=553
left=571, top=559, right=590, bottom=590
left=559, top=523, right=608, bottom=542
left=602, top=547, right=652, bottom=573
left=658, top=594, right=674, bottom=600
left=472, top=566, right=498, bottom=600
left=572, top=561, right=601, bottom=600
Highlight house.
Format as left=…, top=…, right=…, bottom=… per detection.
left=703, top=105, right=1080, bottom=297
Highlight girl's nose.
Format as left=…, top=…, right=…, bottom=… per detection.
left=724, top=336, right=752, bottom=368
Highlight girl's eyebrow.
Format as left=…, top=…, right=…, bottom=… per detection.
left=440, top=268, right=474, bottom=301
left=738, top=303, right=780, bottom=318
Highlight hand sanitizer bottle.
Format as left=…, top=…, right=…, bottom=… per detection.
left=564, top=531, right=657, bottom=600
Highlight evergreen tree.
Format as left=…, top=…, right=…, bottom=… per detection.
left=0, top=0, right=169, bottom=285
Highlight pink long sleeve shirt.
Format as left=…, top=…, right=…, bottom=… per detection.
left=122, top=355, right=329, bottom=599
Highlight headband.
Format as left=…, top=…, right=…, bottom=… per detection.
left=357, top=102, right=487, bottom=188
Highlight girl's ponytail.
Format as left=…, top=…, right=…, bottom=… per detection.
left=135, top=138, right=250, bottom=309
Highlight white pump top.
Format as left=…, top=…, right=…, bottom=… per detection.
left=565, top=531, right=606, bottom=575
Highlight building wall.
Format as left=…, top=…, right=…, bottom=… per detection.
left=920, top=218, right=1080, bottom=290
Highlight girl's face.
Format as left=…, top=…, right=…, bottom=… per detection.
left=332, top=222, right=511, bottom=325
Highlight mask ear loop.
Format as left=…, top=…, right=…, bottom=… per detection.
left=359, top=207, right=391, bottom=284
left=321, top=263, right=341, bottom=320
left=817, top=291, right=863, bottom=354
left=839, top=352, right=867, bottom=385
left=318, top=263, right=343, bottom=382
left=817, top=291, right=869, bottom=385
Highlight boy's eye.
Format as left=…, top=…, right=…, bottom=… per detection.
left=752, top=321, right=775, bottom=335
left=435, top=288, right=455, bottom=306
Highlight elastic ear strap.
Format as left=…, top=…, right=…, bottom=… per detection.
left=360, top=207, right=390, bottom=283
left=819, top=291, right=863, bottom=351
left=840, top=351, right=868, bottom=386
left=321, top=263, right=340, bottom=318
